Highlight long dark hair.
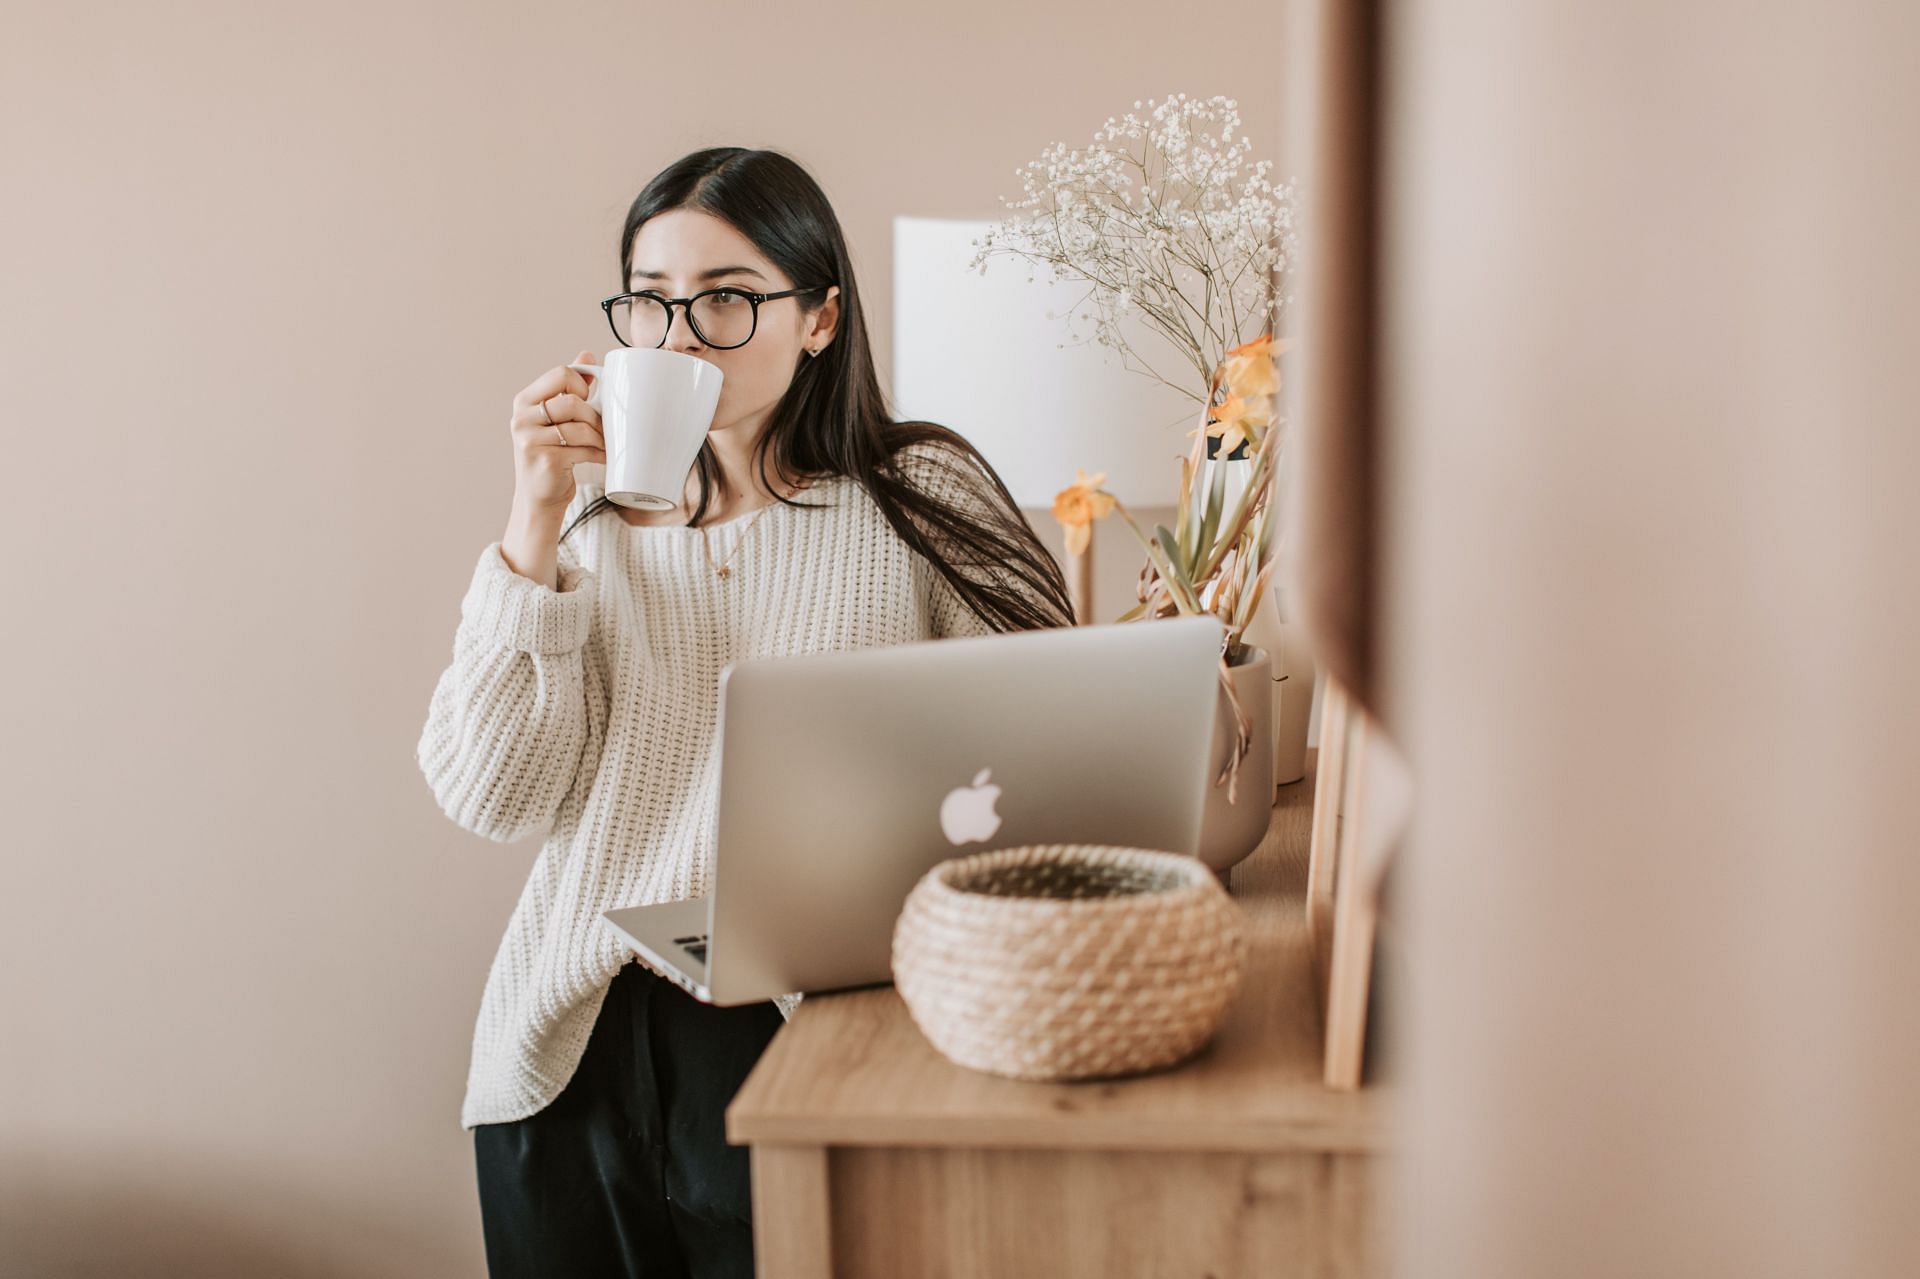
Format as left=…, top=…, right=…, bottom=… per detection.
left=558, top=147, right=1075, bottom=634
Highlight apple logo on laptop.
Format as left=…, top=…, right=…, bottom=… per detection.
left=940, top=767, right=1003, bottom=845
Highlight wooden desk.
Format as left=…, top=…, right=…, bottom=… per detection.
left=727, top=748, right=1392, bottom=1278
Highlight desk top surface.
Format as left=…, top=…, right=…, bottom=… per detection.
left=727, top=748, right=1392, bottom=1153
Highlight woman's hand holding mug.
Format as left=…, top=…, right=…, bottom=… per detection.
left=499, top=351, right=607, bottom=590
left=511, top=350, right=608, bottom=513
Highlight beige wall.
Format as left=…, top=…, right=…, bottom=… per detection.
left=0, top=4, right=1290, bottom=1274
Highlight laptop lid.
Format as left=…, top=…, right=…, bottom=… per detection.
left=701, top=613, right=1226, bottom=1004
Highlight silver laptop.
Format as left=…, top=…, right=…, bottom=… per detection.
left=601, top=613, right=1226, bottom=1006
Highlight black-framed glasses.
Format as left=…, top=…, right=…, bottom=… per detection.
left=599, top=284, right=834, bottom=350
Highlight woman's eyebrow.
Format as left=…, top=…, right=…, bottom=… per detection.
left=629, top=265, right=768, bottom=284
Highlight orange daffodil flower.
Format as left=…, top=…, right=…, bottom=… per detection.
left=1197, top=391, right=1271, bottom=457
left=1188, top=333, right=1288, bottom=456
left=1058, top=336, right=1288, bottom=561
left=1223, top=333, right=1282, bottom=399
left=1051, top=468, right=1117, bottom=557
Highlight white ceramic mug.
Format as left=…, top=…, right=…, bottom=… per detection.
left=566, top=348, right=724, bottom=510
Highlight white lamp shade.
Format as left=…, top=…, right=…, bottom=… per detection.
left=891, top=215, right=1199, bottom=509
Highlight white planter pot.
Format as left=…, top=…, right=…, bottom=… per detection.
left=1272, top=666, right=1314, bottom=786
left=1195, top=646, right=1275, bottom=872
left=1239, top=585, right=1315, bottom=787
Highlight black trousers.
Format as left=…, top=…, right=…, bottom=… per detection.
left=472, top=958, right=786, bottom=1278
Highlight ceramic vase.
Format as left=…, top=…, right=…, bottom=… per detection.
left=1195, top=645, right=1275, bottom=872
left=1240, top=586, right=1316, bottom=786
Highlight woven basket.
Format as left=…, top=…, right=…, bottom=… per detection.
left=891, top=844, right=1249, bottom=1082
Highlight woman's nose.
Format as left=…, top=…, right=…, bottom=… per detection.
left=662, top=306, right=706, bottom=354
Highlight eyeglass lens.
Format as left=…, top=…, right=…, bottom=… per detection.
left=610, top=292, right=756, bottom=348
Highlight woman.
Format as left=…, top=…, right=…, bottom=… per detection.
left=416, top=146, right=1075, bottom=1278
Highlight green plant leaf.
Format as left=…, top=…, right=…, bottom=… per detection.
left=1173, top=456, right=1193, bottom=550
left=1196, top=440, right=1278, bottom=582
left=1153, top=525, right=1193, bottom=592
left=1195, top=459, right=1228, bottom=562
left=1140, top=537, right=1202, bottom=613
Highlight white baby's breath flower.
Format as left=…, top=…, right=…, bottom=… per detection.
left=965, top=93, right=1299, bottom=404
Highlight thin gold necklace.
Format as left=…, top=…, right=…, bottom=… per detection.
left=699, top=503, right=775, bottom=578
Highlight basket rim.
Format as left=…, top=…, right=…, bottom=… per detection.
left=923, top=843, right=1220, bottom=906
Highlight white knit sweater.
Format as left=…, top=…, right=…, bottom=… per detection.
left=418, top=443, right=1012, bottom=1129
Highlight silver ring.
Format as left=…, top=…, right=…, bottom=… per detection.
left=553, top=423, right=569, bottom=447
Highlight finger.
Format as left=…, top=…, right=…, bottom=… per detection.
left=561, top=349, right=598, bottom=402
left=540, top=390, right=601, bottom=427
left=514, top=364, right=578, bottom=412
left=515, top=409, right=606, bottom=453
left=516, top=399, right=603, bottom=441
left=515, top=351, right=600, bottom=413
left=520, top=418, right=606, bottom=457
left=556, top=420, right=607, bottom=451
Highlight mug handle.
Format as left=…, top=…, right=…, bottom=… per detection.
left=567, top=362, right=603, bottom=411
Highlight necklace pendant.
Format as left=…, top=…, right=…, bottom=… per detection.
left=715, top=565, right=731, bottom=578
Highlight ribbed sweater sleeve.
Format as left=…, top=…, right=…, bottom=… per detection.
left=416, top=541, right=598, bottom=843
